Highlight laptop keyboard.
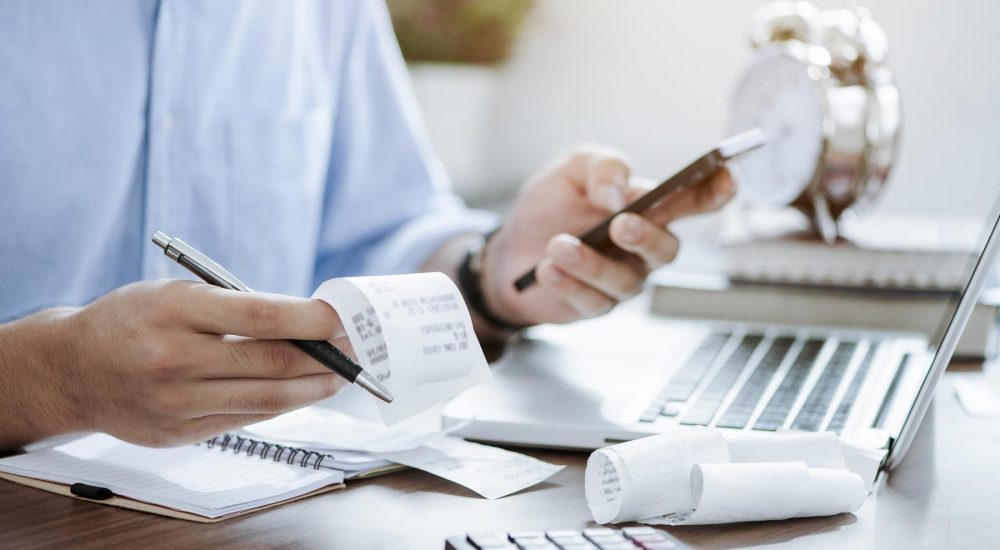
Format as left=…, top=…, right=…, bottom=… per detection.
left=753, top=339, right=825, bottom=431
left=641, top=331, right=875, bottom=434
left=715, top=336, right=794, bottom=429
left=656, top=333, right=729, bottom=402
left=827, top=346, right=877, bottom=432
left=790, top=342, right=858, bottom=431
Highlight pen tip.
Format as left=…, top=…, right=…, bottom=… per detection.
left=355, top=371, right=394, bottom=403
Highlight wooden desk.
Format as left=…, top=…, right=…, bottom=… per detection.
left=2, top=371, right=998, bottom=550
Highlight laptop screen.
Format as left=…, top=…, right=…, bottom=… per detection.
left=889, top=198, right=1000, bottom=467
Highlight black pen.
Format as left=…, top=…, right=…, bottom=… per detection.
left=151, top=231, right=394, bottom=403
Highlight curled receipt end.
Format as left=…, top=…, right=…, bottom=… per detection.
left=585, top=428, right=872, bottom=526
left=313, top=273, right=491, bottom=425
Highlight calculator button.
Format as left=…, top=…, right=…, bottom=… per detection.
left=558, top=544, right=598, bottom=550
left=467, top=533, right=511, bottom=549
left=586, top=535, right=627, bottom=544
left=509, top=532, right=545, bottom=541
left=622, top=527, right=656, bottom=537
left=546, top=530, right=582, bottom=538
left=595, top=543, right=635, bottom=550
left=548, top=534, right=589, bottom=546
left=582, top=528, right=617, bottom=538
left=638, top=542, right=677, bottom=550
left=515, top=538, right=554, bottom=548
left=630, top=533, right=667, bottom=543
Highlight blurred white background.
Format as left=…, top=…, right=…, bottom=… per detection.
left=408, top=0, right=1000, bottom=218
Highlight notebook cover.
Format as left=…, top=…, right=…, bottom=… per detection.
left=0, top=472, right=345, bottom=523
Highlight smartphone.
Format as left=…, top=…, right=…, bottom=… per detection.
left=513, top=128, right=766, bottom=292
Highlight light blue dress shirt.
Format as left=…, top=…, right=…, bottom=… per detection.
left=0, top=0, right=495, bottom=323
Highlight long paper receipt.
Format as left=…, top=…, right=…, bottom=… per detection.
left=585, top=428, right=868, bottom=525
left=313, top=273, right=491, bottom=425
left=375, top=436, right=564, bottom=499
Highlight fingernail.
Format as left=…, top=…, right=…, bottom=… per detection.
left=540, top=262, right=565, bottom=286
left=617, top=214, right=643, bottom=243
left=552, top=235, right=582, bottom=266
left=597, top=184, right=625, bottom=211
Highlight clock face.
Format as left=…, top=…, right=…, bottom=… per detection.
left=728, top=51, right=825, bottom=207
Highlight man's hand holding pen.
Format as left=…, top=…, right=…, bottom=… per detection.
left=0, top=280, right=348, bottom=448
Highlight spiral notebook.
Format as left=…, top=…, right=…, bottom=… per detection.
left=0, top=433, right=365, bottom=523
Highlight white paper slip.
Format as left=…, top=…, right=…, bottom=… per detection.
left=585, top=428, right=868, bottom=526
left=313, top=273, right=491, bottom=425
left=243, top=405, right=462, bottom=453
left=374, top=436, right=564, bottom=499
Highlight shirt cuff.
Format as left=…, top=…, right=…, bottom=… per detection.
left=360, top=196, right=500, bottom=275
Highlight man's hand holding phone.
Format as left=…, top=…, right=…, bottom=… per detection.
left=478, top=146, right=737, bottom=328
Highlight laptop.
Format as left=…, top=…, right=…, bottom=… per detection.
left=442, top=203, right=1000, bottom=471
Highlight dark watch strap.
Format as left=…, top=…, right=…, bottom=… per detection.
left=457, top=235, right=526, bottom=332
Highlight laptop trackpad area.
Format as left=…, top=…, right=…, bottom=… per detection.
left=442, top=315, right=707, bottom=449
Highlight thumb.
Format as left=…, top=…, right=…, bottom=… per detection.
left=568, top=148, right=632, bottom=212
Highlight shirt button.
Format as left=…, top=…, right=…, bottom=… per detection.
left=162, top=114, right=174, bottom=132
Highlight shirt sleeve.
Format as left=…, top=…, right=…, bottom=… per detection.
left=312, top=0, right=498, bottom=286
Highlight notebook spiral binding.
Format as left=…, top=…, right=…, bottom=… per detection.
left=202, top=433, right=336, bottom=470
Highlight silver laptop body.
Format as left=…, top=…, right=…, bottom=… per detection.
left=443, top=204, right=1000, bottom=472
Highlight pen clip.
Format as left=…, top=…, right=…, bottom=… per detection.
left=152, top=231, right=251, bottom=292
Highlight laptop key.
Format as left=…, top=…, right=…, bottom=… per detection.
left=639, top=406, right=662, bottom=423
left=681, top=336, right=764, bottom=426
left=753, top=339, right=825, bottom=431
left=659, top=400, right=684, bottom=417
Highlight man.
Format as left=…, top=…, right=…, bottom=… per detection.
left=0, top=0, right=733, bottom=449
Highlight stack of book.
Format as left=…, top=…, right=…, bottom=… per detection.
left=651, top=213, right=999, bottom=359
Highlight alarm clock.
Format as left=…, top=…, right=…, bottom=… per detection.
left=727, top=1, right=900, bottom=242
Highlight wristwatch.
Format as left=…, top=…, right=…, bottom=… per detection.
left=458, top=230, right=526, bottom=333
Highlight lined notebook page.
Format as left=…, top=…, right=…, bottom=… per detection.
left=0, top=434, right=344, bottom=518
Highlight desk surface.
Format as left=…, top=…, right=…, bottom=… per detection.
left=2, top=370, right=998, bottom=550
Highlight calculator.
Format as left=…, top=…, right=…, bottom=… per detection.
left=444, top=526, right=689, bottom=549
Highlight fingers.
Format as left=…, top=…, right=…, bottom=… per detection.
left=167, top=414, right=277, bottom=447
left=545, top=234, right=644, bottom=300
left=185, top=373, right=345, bottom=416
left=646, top=169, right=735, bottom=226
left=164, top=282, right=345, bottom=340
left=566, top=147, right=632, bottom=212
left=609, top=213, right=681, bottom=268
left=195, top=337, right=338, bottom=379
left=536, top=258, right=616, bottom=318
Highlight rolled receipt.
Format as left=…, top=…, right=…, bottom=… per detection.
left=585, top=428, right=729, bottom=524
left=585, top=428, right=868, bottom=526
left=666, top=462, right=866, bottom=525
left=313, top=273, right=491, bottom=425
